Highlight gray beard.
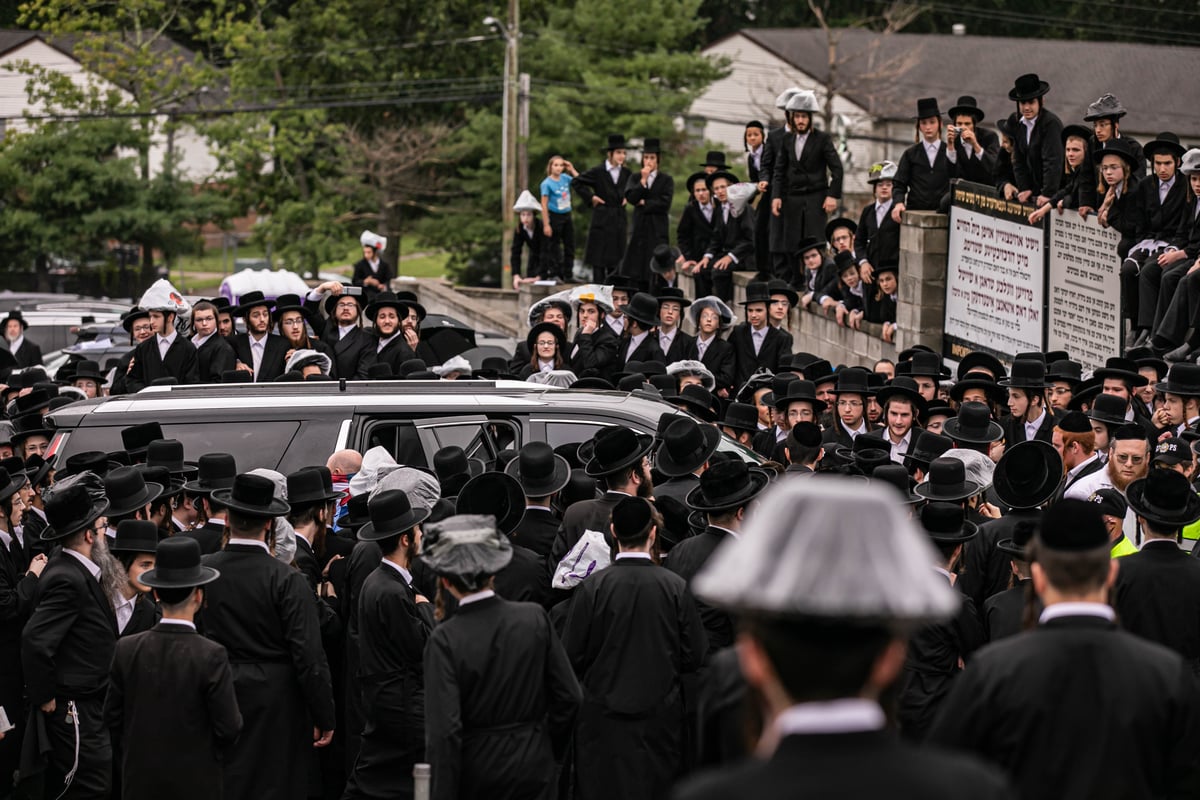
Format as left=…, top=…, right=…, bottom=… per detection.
left=92, top=535, right=129, bottom=606
left=5, top=332, right=17, bottom=344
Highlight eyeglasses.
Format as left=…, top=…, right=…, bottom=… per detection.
left=280, top=318, right=305, bottom=327
left=1112, top=453, right=1146, bottom=465
left=1050, top=387, right=1072, bottom=395
left=1100, top=164, right=1124, bottom=172
left=536, top=339, right=557, bottom=347
left=335, top=301, right=358, bottom=309
left=837, top=400, right=863, bottom=408
left=132, top=324, right=153, bottom=334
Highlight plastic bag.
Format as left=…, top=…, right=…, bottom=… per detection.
left=137, top=278, right=191, bottom=316
left=552, top=529, right=612, bottom=589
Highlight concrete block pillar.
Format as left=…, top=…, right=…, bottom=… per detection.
left=897, top=210, right=949, bottom=355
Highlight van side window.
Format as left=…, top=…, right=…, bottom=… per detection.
left=363, top=421, right=427, bottom=469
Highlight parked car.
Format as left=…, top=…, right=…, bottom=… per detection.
left=45, top=381, right=759, bottom=474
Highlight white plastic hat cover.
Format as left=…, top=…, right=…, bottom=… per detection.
left=868, top=160, right=899, bottom=183
left=137, top=278, right=191, bottom=316
left=1182, top=148, right=1200, bottom=176
left=219, top=269, right=310, bottom=303
left=943, top=448, right=995, bottom=493
left=785, top=90, right=821, bottom=114
left=774, top=87, right=802, bottom=109
left=666, top=359, right=715, bottom=391
left=726, top=182, right=758, bottom=217
left=686, top=296, right=736, bottom=329
left=431, top=355, right=472, bottom=377
left=373, top=465, right=442, bottom=512
left=693, top=478, right=960, bottom=623
left=568, top=283, right=614, bottom=313
left=245, top=468, right=296, bottom=564
left=360, top=230, right=388, bottom=253
left=284, top=348, right=332, bottom=375
left=513, top=190, right=541, bottom=213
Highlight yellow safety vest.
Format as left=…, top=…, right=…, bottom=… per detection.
left=1111, top=535, right=1138, bottom=558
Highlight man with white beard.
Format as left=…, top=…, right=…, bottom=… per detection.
left=21, top=471, right=122, bottom=798
left=1065, top=424, right=1150, bottom=544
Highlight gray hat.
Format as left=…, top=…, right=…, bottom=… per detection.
left=420, top=514, right=513, bottom=578
left=693, top=479, right=959, bottom=624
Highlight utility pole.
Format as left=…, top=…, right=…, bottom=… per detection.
left=497, top=0, right=520, bottom=290
left=518, top=72, right=530, bottom=200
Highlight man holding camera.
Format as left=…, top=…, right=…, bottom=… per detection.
left=892, top=98, right=954, bottom=220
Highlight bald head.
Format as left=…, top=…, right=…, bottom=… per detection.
left=326, top=449, right=363, bottom=475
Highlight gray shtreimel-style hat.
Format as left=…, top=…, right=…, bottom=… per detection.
left=692, top=479, right=960, bottom=624
left=419, top=513, right=513, bottom=577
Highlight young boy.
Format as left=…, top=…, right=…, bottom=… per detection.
left=511, top=190, right=547, bottom=288
left=867, top=265, right=899, bottom=342
left=855, top=161, right=901, bottom=285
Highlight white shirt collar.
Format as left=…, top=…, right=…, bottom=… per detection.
left=158, top=618, right=197, bottom=630
left=249, top=331, right=268, bottom=345
left=65, top=548, right=101, bottom=580
left=1067, top=453, right=1100, bottom=479
left=615, top=551, right=653, bottom=561
left=626, top=329, right=648, bottom=356
left=338, top=323, right=357, bottom=338
left=8, top=334, right=23, bottom=353
left=227, top=537, right=270, bottom=553
left=1039, top=601, right=1116, bottom=624
left=774, top=699, right=886, bottom=737
left=159, top=329, right=178, bottom=348
left=192, top=332, right=213, bottom=348
left=1024, top=407, right=1047, bottom=436
left=381, top=557, right=413, bottom=585
left=708, top=524, right=740, bottom=539
left=458, top=589, right=496, bottom=606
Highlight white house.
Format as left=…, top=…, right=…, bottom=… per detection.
left=694, top=28, right=1200, bottom=204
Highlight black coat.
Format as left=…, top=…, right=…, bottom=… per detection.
left=178, top=521, right=224, bottom=556
left=673, top=729, right=1012, bottom=800
left=770, top=128, right=844, bottom=253
left=194, top=334, right=237, bottom=384
left=614, top=332, right=665, bottom=373
left=984, top=579, right=1035, bottom=642
left=105, top=623, right=243, bottom=800
left=21, top=551, right=117, bottom=705
left=864, top=288, right=897, bottom=325
left=510, top=222, right=546, bottom=279
left=121, top=594, right=161, bottom=637
left=510, top=507, right=560, bottom=559
left=199, top=543, right=335, bottom=800
left=1132, top=173, right=1189, bottom=244
left=574, top=162, right=631, bottom=270
left=666, top=526, right=737, bottom=650
left=697, top=336, right=735, bottom=396
left=1009, top=109, right=1065, bottom=197
left=676, top=202, right=718, bottom=263
left=303, top=297, right=377, bottom=380
left=1114, top=541, right=1200, bottom=673
left=951, top=128, right=1001, bottom=187
left=9, top=338, right=42, bottom=368
left=569, top=324, right=620, bottom=379
left=660, top=329, right=697, bottom=365
left=494, top=544, right=551, bottom=608
left=703, top=205, right=755, bottom=265
left=351, top=258, right=394, bottom=304
left=341, top=540, right=381, bottom=773
left=424, top=595, right=581, bottom=800
left=855, top=201, right=901, bottom=270
left=929, top=613, right=1200, bottom=800
left=894, top=140, right=952, bottom=211
left=228, top=333, right=290, bottom=383
left=729, top=323, right=793, bottom=386
left=1169, top=195, right=1200, bottom=260
left=549, top=492, right=625, bottom=572
left=1001, top=408, right=1058, bottom=446
left=960, top=510, right=1040, bottom=610
left=356, top=334, right=437, bottom=378
left=623, top=171, right=675, bottom=283
left=125, top=335, right=201, bottom=391
left=0, top=537, right=37, bottom=781
left=562, top=558, right=707, bottom=800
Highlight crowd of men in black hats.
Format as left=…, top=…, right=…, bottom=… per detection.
left=3, top=71, right=1200, bottom=800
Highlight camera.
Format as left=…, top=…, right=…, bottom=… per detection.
left=343, top=286, right=363, bottom=296
left=948, top=126, right=960, bottom=135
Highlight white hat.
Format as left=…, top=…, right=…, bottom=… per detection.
left=359, top=230, right=388, bottom=253
left=526, top=369, right=577, bottom=388
left=726, top=182, right=758, bottom=218
left=432, top=355, right=472, bottom=377
left=868, top=160, right=899, bottom=183
left=245, top=468, right=296, bottom=564
left=568, top=283, right=614, bottom=313
left=687, top=296, right=736, bottom=329
left=137, top=278, right=192, bottom=316
left=693, top=478, right=960, bottom=623
left=942, top=448, right=995, bottom=493
left=513, top=190, right=541, bottom=213
left=1182, top=148, right=1200, bottom=177
left=785, top=90, right=820, bottom=114
left=285, top=348, right=332, bottom=375
left=774, top=87, right=803, bottom=110
left=666, top=360, right=715, bottom=391
left=373, top=465, right=442, bottom=511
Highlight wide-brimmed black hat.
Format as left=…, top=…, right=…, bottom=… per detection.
left=915, top=457, right=982, bottom=502
left=764, top=279, right=799, bottom=309
left=1092, top=138, right=1139, bottom=170
left=833, top=368, right=875, bottom=397
left=824, top=216, right=857, bottom=243
left=704, top=169, right=739, bottom=189
left=795, top=236, right=824, bottom=257
left=9, top=413, right=51, bottom=447
left=1094, top=356, right=1148, bottom=388
left=110, top=519, right=160, bottom=554
left=1126, top=468, right=1200, bottom=529
left=947, top=95, right=986, bottom=122
left=950, top=372, right=1009, bottom=406
left=650, top=245, right=683, bottom=277
left=1, top=310, right=29, bottom=332
left=526, top=321, right=568, bottom=359
left=920, top=501, right=978, bottom=543
left=584, top=427, right=654, bottom=477
left=720, top=402, right=759, bottom=434
left=9, top=388, right=54, bottom=419
left=59, top=450, right=115, bottom=479
left=913, top=97, right=943, bottom=120
left=993, top=440, right=1063, bottom=510
left=212, top=473, right=290, bottom=519
left=876, top=377, right=928, bottom=419
left=641, top=137, right=663, bottom=156
left=1126, top=347, right=1167, bottom=380
left=1144, top=131, right=1186, bottom=161
left=1155, top=362, right=1200, bottom=397
left=139, top=537, right=220, bottom=590
left=505, top=441, right=571, bottom=497
left=0, top=466, right=25, bottom=505
left=121, top=307, right=151, bottom=334
left=357, top=488, right=430, bottom=541
left=231, top=290, right=274, bottom=317
left=24, top=453, right=54, bottom=489
left=608, top=273, right=644, bottom=297
left=41, top=471, right=110, bottom=541
left=619, top=292, right=661, bottom=329
left=741, top=282, right=771, bottom=307
left=902, top=430, right=954, bottom=471
left=685, top=171, right=709, bottom=195
left=996, top=515, right=1039, bottom=559
left=455, top=472, right=525, bottom=536
left=1046, top=359, right=1083, bottom=387
left=685, top=458, right=770, bottom=513
left=364, top=291, right=416, bottom=325
left=699, top=150, right=728, bottom=168
left=71, top=360, right=108, bottom=386
left=656, top=417, right=721, bottom=477
left=104, top=466, right=164, bottom=518
left=286, top=466, right=343, bottom=507
left=872, top=463, right=922, bottom=504
left=773, top=379, right=828, bottom=413
left=665, top=384, right=716, bottom=422
left=942, top=401, right=1003, bottom=445
left=907, top=351, right=951, bottom=380
left=802, top=359, right=837, bottom=387
left=138, top=465, right=182, bottom=502
left=1087, top=392, right=1128, bottom=426
left=432, top=445, right=485, bottom=490
left=956, top=351, right=1007, bottom=381
left=394, top=291, right=428, bottom=321
left=602, top=133, right=628, bottom=152
left=120, top=422, right=164, bottom=459
left=271, top=293, right=313, bottom=326
left=182, top=453, right=238, bottom=496
left=1060, top=123, right=1092, bottom=146
left=146, top=439, right=198, bottom=478
left=1008, top=73, right=1050, bottom=101
left=998, top=358, right=1048, bottom=390
left=337, top=493, right=371, bottom=531
left=654, top=288, right=692, bottom=312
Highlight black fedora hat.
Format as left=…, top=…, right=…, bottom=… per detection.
left=656, top=416, right=721, bottom=478
left=741, top=281, right=772, bottom=307
left=957, top=351, right=1007, bottom=381
left=1092, top=138, right=1139, bottom=170
left=120, top=422, right=164, bottom=459
left=394, top=291, right=427, bottom=321
left=795, top=236, right=824, bottom=258
left=641, top=137, right=663, bottom=156
left=608, top=273, right=645, bottom=296
left=913, top=97, right=943, bottom=120
left=584, top=427, right=654, bottom=477
left=271, top=293, right=313, bottom=325
left=1144, top=131, right=1186, bottom=161
left=357, top=488, right=430, bottom=542
left=804, top=360, right=838, bottom=389
left=602, top=133, right=628, bottom=152
left=773, top=379, right=828, bottom=414
left=875, top=376, right=928, bottom=419
left=1047, top=359, right=1083, bottom=387
left=685, top=171, right=709, bottom=195
left=121, top=307, right=151, bottom=334
left=685, top=458, right=770, bottom=513
left=364, top=291, right=417, bottom=325
left=71, top=360, right=108, bottom=386
left=0, top=466, right=25, bottom=505
left=146, top=439, right=198, bottom=478
left=947, top=95, right=986, bottom=122
left=182, top=453, right=238, bottom=495
left=139, top=537, right=220, bottom=590
left=853, top=448, right=892, bottom=477
left=1008, top=73, right=1050, bottom=101
left=212, top=473, right=290, bottom=519
left=834, top=368, right=875, bottom=397
left=232, top=290, right=273, bottom=317
left=9, top=388, right=54, bottom=419
left=1155, top=362, right=1200, bottom=397
left=654, top=287, right=692, bottom=311
left=942, top=401, right=1003, bottom=445
left=9, top=413, right=51, bottom=447
left=920, top=501, right=978, bottom=543
left=60, top=450, right=115, bottom=479
left=872, top=463, right=922, bottom=504
left=570, top=376, right=614, bottom=391
left=506, top=441, right=571, bottom=497
left=456, top=472, right=526, bottom=535
left=1, top=310, right=28, bottom=331
left=824, top=216, right=857, bottom=243
left=432, top=445, right=485, bottom=488
left=997, top=358, right=1048, bottom=390
left=907, top=351, right=951, bottom=380
left=24, top=453, right=54, bottom=489
left=997, top=517, right=1039, bottom=559
left=667, top=384, right=718, bottom=422
left=1095, top=356, right=1148, bottom=387
left=765, top=279, right=799, bottom=309
left=1087, top=392, right=1128, bottom=427
left=104, top=466, right=164, bottom=518
left=337, top=493, right=371, bottom=531
left=902, top=430, right=954, bottom=471
left=109, top=519, right=161, bottom=554
left=286, top=466, right=343, bottom=507
left=993, top=440, right=1062, bottom=510
left=1126, top=347, right=1167, bottom=380
left=323, top=290, right=363, bottom=316
left=915, top=457, right=982, bottom=502
left=526, top=321, right=569, bottom=360
left=41, top=471, right=110, bottom=541
left=1126, top=468, right=1200, bottom=529
left=720, top=402, right=759, bottom=434
left=650, top=245, right=684, bottom=278
left=138, top=465, right=182, bottom=501
left=698, top=150, right=728, bottom=168
left=1061, top=123, right=1092, bottom=146
left=949, top=372, right=1009, bottom=407
left=619, top=292, right=661, bottom=329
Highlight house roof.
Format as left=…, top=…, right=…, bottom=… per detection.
left=0, top=31, right=43, bottom=59
left=733, top=28, right=1199, bottom=135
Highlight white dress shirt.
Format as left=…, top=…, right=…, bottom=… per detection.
left=248, top=332, right=267, bottom=378
left=774, top=699, right=886, bottom=736
left=793, top=132, right=810, bottom=159
left=701, top=202, right=713, bottom=224
left=625, top=330, right=648, bottom=361
left=750, top=325, right=767, bottom=355
left=1023, top=408, right=1047, bottom=442
left=381, top=557, right=413, bottom=585
left=658, top=328, right=676, bottom=355
left=158, top=618, right=197, bottom=630
left=157, top=329, right=178, bottom=360
left=376, top=331, right=399, bottom=354
left=887, top=428, right=913, bottom=463
left=1039, top=602, right=1116, bottom=624
left=1021, top=115, right=1037, bottom=143
left=113, top=592, right=136, bottom=633
left=338, top=323, right=357, bottom=341
left=8, top=335, right=22, bottom=355
left=923, top=140, right=940, bottom=168
left=605, top=159, right=621, bottom=184
left=459, top=589, right=496, bottom=606
left=192, top=332, right=213, bottom=349
left=696, top=333, right=714, bottom=360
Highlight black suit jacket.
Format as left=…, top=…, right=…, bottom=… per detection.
left=1132, top=174, right=1189, bottom=244
left=105, top=622, right=243, bottom=800
left=660, top=329, right=697, bottom=365
left=511, top=507, right=560, bottom=558
left=549, top=492, right=625, bottom=571
left=615, top=332, right=665, bottom=373
left=697, top=336, right=735, bottom=395
left=494, top=544, right=551, bottom=608
left=569, top=325, right=620, bottom=379
left=983, top=579, right=1036, bottom=643
left=229, top=333, right=290, bottom=382
left=676, top=202, right=718, bottom=262
left=1169, top=195, right=1200, bottom=260
left=574, top=163, right=632, bottom=269
left=770, top=128, right=843, bottom=201
left=10, top=338, right=42, bottom=368
left=729, top=323, right=793, bottom=386
left=126, top=335, right=201, bottom=391
left=121, top=594, right=161, bottom=637
left=356, top=562, right=434, bottom=688
left=624, top=171, right=675, bottom=282
left=178, top=522, right=224, bottom=556
left=1009, top=108, right=1065, bottom=197
left=855, top=201, right=901, bottom=270
left=703, top=205, right=755, bottom=265
left=356, top=335, right=437, bottom=378
left=304, top=297, right=377, bottom=380
left=1002, top=408, right=1058, bottom=446
left=894, top=140, right=952, bottom=211
left=351, top=258, right=394, bottom=304
left=510, top=222, right=546, bottom=279
left=194, top=334, right=236, bottom=384
left=22, top=551, right=118, bottom=703
left=1114, top=541, right=1200, bottom=672
left=952, top=128, right=1000, bottom=187
left=666, top=526, right=737, bottom=649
